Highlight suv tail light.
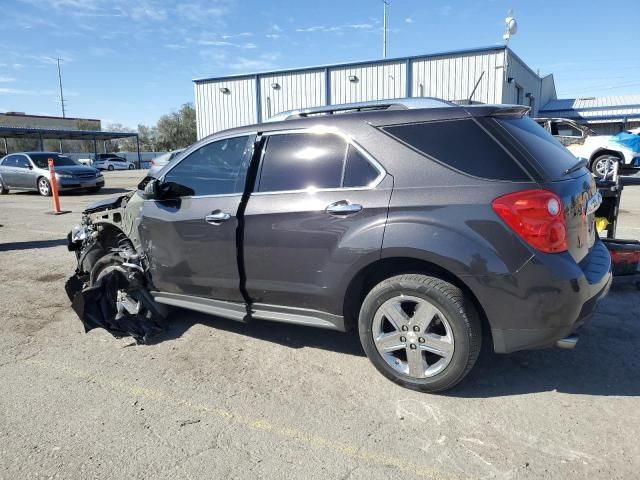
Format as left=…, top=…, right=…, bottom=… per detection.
left=492, top=189, right=567, bottom=253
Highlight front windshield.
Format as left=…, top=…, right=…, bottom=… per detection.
left=31, top=154, right=80, bottom=169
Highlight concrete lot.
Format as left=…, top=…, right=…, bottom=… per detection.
left=1, top=170, right=639, bottom=479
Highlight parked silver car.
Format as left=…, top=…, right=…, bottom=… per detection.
left=148, top=149, right=185, bottom=177
left=0, top=152, right=104, bottom=196
left=93, top=154, right=136, bottom=171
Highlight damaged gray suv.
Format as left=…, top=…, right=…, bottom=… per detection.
left=67, top=99, right=611, bottom=393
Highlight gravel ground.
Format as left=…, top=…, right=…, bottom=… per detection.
left=0, top=170, right=639, bottom=480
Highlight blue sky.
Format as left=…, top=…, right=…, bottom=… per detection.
left=1, top=0, right=639, bottom=128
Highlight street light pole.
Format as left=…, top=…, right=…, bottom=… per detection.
left=56, top=58, right=66, bottom=118
left=382, top=0, right=388, bottom=59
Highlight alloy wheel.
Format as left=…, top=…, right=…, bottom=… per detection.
left=594, top=157, right=615, bottom=178
left=38, top=178, right=50, bottom=196
left=372, top=295, right=454, bottom=378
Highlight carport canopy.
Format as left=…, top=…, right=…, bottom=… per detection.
left=0, top=125, right=141, bottom=165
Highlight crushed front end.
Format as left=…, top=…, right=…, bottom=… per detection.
left=66, top=191, right=167, bottom=343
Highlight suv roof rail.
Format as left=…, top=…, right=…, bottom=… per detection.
left=265, top=97, right=456, bottom=122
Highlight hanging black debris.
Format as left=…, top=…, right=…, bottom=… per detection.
left=67, top=268, right=166, bottom=344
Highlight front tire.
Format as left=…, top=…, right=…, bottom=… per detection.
left=107, top=164, right=115, bottom=171
left=358, top=274, right=481, bottom=393
left=87, top=186, right=102, bottom=193
left=0, top=181, right=8, bottom=194
left=591, top=155, right=619, bottom=179
left=37, top=177, right=52, bottom=196
left=128, top=164, right=135, bottom=170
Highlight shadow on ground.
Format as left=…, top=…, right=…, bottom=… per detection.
left=450, top=283, right=640, bottom=398
left=144, top=284, right=640, bottom=398
left=151, top=309, right=366, bottom=358
left=0, top=238, right=67, bottom=252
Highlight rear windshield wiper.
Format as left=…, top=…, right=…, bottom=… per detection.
left=563, top=157, right=588, bottom=176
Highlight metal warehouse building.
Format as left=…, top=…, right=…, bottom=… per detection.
left=539, top=95, right=640, bottom=135
left=193, top=45, right=557, bottom=139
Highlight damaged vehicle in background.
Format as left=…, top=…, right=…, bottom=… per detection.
left=535, top=118, right=640, bottom=178
left=67, top=99, right=611, bottom=393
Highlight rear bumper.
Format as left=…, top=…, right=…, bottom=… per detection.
left=466, top=239, right=612, bottom=353
left=491, top=272, right=611, bottom=353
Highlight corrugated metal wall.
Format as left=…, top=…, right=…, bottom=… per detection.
left=330, top=61, right=407, bottom=104
left=195, top=48, right=549, bottom=138
left=503, top=51, right=542, bottom=114
left=260, top=70, right=325, bottom=120
left=411, top=51, right=503, bottom=104
left=195, top=76, right=257, bottom=139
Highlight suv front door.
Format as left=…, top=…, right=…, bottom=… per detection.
left=139, top=135, right=254, bottom=302
left=243, top=130, right=392, bottom=316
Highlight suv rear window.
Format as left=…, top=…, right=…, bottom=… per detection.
left=382, top=119, right=529, bottom=181
left=498, top=117, right=579, bottom=179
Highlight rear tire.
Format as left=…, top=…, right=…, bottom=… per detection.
left=128, top=164, right=135, bottom=170
left=0, top=181, right=8, bottom=194
left=358, top=274, right=481, bottom=393
left=107, top=165, right=115, bottom=171
left=37, top=177, right=52, bottom=196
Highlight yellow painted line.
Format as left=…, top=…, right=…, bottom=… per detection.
left=26, top=359, right=455, bottom=479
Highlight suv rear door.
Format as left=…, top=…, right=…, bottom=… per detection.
left=242, top=129, right=392, bottom=316
left=138, top=135, right=254, bottom=302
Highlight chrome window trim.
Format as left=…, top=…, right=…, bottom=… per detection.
left=256, top=126, right=387, bottom=194
left=148, top=192, right=243, bottom=202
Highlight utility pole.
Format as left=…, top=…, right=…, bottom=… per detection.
left=55, top=58, right=66, bottom=118
left=382, top=0, right=388, bottom=59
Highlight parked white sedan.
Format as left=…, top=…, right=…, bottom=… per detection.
left=93, top=155, right=136, bottom=171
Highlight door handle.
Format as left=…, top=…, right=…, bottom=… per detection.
left=205, top=211, right=231, bottom=224
left=326, top=200, right=363, bottom=216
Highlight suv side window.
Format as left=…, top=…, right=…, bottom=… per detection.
left=382, top=119, right=529, bottom=181
left=343, top=146, right=380, bottom=188
left=258, top=133, right=347, bottom=192
left=164, top=135, right=252, bottom=196
left=552, top=122, right=583, bottom=138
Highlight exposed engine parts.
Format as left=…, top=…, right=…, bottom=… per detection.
left=66, top=192, right=167, bottom=343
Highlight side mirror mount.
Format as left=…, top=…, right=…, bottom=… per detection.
left=140, top=178, right=194, bottom=200
left=141, top=178, right=159, bottom=199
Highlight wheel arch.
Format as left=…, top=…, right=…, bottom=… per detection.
left=589, top=149, right=623, bottom=165
left=342, top=256, right=491, bottom=346
left=78, top=222, right=134, bottom=274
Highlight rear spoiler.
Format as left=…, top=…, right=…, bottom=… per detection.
left=489, top=106, right=530, bottom=118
